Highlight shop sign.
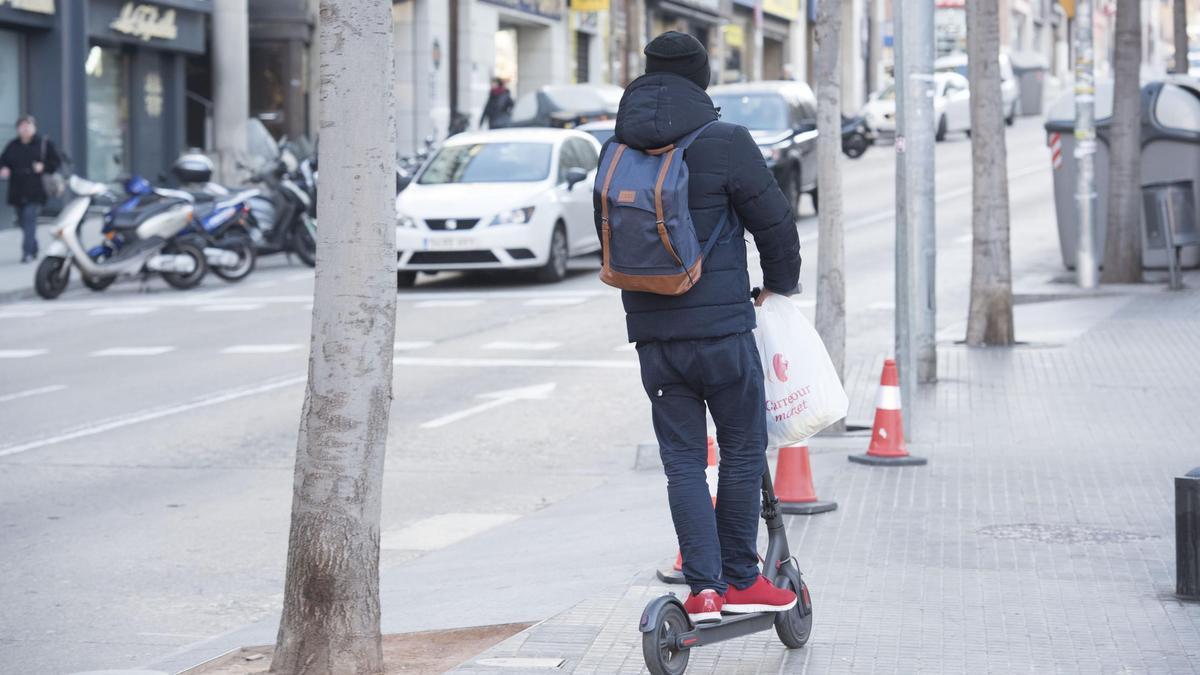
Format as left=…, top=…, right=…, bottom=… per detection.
left=479, top=0, right=564, bottom=21
left=110, top=2, right=179, bottom=42
left=572, top=0, right=607, bottom=11
left=761, top=0, right=798, bottom=20
left=144, top=72, right=164, bottom=118
left=723, top=23, right=744, bottom=49
left=0, top=0, right=54, bottom=15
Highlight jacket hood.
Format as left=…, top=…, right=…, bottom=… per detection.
left=614, top=72, right=718, bottom=150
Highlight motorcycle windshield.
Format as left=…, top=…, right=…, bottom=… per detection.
left=246, top=118, right=280, bottom=172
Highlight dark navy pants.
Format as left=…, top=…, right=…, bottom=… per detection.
left=637, top=331, right=768, bottom=595
left=17, top=203, right=39, bottom=258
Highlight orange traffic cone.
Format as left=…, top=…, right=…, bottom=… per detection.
left=849, top=359, right=927, bottom=466
left=775, top=445, right=837, bottom=514
left=657, top=436, right=719, bottom=585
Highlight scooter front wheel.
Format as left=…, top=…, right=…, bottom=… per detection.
left=642, top=602, right=690, bottom=675
left=773, top=569, right=813, bottom=649
left=34, top=256, right=71, bottom=299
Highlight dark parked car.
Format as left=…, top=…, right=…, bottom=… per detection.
left=508, top=84, right=623, bottom=129
left=709, top=81, right=819, bottom=214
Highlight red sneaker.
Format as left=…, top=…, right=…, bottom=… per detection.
left=722, top=575, right=797, bottom=614
left=682, top=589, right=724, bottom=624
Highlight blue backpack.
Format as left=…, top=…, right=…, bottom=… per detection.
left=595, top=120, right=728, bottom=295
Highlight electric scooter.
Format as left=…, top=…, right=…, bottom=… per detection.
left=639, top=466, right=813, bottom=675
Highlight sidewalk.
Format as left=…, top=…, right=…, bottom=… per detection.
left=452, top=281, right=1200, bottom=673
left=0, top=221, right=56, bottom=303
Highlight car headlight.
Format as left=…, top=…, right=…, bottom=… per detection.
left=489, top=206, right=535, bottom=226
left=397, top=214, right=416, bottom=229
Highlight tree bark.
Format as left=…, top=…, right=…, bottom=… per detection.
left=964, top=0, right=1014, bottom=346
left=271, top=0, right=397, bottom=672
left=814, top=0, right=845, bottom=394
left=1175, top=0, right=1189, bottom=74
left=1102, top=0, right=1143, bottom=283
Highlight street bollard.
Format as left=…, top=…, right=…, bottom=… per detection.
left=1177, top=467, right=1200, bottom=600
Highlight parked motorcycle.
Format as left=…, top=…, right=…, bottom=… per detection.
left=396, top=135, right=436, bottom=193
left=35, top=176, right=208, bottom=299
left=841, top=114, right=875, bottom=159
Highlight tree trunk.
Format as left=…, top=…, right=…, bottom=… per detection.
left=964, top=0, right=1014, bottom=346
left=271, top=0, right=397, bottom=672
left=814, top=0, right=845, bottom=396
left=1175, top=0, right=1189, bottom=74
left=1103, top=0, right=1143, bottom=283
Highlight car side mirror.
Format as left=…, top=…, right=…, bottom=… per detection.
left=565, top=166, right=588, bottom=191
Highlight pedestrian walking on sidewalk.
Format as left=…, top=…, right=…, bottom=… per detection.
left=0, top=114, right=61, bottom=263
left=480, top=78, right=514, bottom=129
left=593, top=31, right=802, bottom=624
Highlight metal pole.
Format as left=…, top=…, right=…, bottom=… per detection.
left=1074, top=0, right=1098, bottom=289
left=753, top=0, right=764, bottom=81
left=895, top=0, right=936, bottom=439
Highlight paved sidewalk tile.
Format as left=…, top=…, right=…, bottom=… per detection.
left=453, top=288, right=1200, bottom=674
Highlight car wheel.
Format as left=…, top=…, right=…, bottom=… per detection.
left=935, top=115, right=947, bottom=142
left=810, top=187, right=819, bottom=215
left=788, top=171, right=804, bottom=216
left=1005, top=102, right=1016, bottom=126
left=397, top=271, right=416, bottom=288
left=536, top=223, right=568, bottom=284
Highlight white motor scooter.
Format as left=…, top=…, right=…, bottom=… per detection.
left=35, top=176, right=208, bottom=299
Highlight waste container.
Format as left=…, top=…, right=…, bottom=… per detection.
left=1010, top=52, right=1048, bottom=116
left=1045, top=77, right=1200, bottom=270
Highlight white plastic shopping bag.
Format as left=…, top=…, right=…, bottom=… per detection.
left=753, top=294, right=849, bottom=447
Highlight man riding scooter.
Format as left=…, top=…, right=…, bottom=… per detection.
left=593, top=32, right=802, bottom=624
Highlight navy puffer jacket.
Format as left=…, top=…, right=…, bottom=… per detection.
left=593, top=72, right=801, bottom=343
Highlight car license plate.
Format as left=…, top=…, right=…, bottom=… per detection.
left=423, top=237, right=477, bottom=251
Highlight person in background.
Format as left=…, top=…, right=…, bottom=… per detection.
left=480, top=77, right=514, bottom=129
left=0, top=114, right=61, bottom=263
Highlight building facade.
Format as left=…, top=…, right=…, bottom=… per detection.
left=1, top=0, right=211, bottom=227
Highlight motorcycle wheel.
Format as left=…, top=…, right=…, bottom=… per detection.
left=212, top=233, right=257, bottom=282
left=292, top=215, right=317, bottom=268
left=34, top=256, right=71, bottom=300
left=160, top=241, right=208, bottom=290
left=843, top=134, right=868, bottom=159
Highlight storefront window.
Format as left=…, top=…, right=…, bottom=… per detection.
left=85, top=45, right=130, bottom=183
left=0, top=30, right=21, bottom=127
left=250, top=42, right=287, bottom=138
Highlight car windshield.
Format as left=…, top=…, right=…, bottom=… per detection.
left=582, top=127, right=615, bottom=144
left=545, top=87, right=617, bottom=112
left=418, top=142, right=553, bottom=184
left=710, top=93, right=789, bottom=131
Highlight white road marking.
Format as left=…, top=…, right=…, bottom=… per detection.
left=284, top=271, right=314, bottom=282
left=483, top=341, right=561, bottom=351
left=0, top=309, right=45, bottom=318
left=248, top=280, right=278, bottom=289
left=88, top=306, right=157, bottom=316
left=413, top=299, right=484, bottom=309
left=0, top=375, right=307, bottom=458
left=196, top=303, right=265, bottom=312
left=614, top=343, right=637, bottom=352
left=0, top=384, right=66, bottom=403
left=91, top=346, right=176, bottom=357
left=380, top=513, right=521, bottom=551
left=394, top=356, right=637, bottom=369
left=0, top=289, right=614, bottom=312
left=420, top=382, right=556, bottom=429
left=393, top=340, right=435, bottom=351
left=523, top=297, right=587, bottom=306
left=221, top=344, right=304, bottom=354
left=0, top=349, right=47, bottom=359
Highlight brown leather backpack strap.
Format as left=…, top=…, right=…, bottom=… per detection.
left=599, top=144, right=627, bottom=226
left=646, top=144, right=675, bottom=156
left=653, top=148, right=684, bottom=266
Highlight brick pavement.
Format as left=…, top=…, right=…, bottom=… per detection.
left=453, top=285, right=1200, bottom=674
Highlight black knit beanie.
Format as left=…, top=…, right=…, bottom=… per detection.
left=644, top=31, right=710, bottom=90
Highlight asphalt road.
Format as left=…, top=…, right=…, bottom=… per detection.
left=0, top=117, right=1062, bottom=674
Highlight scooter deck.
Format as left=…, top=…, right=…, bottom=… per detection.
left=683, top=611, right=778, bottom=647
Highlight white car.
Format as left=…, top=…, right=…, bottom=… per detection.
left=934, top=51, right=1021, bottom=125
left=394, top=128, right=602, bottom=286
left=861, top=72, right=972, bottom=142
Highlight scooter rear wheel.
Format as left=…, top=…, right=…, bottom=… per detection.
left=161, top=241, right=208, bottom=290
left=773, top=572, right=813, bottom=649
left=642, top=602, right=690, bottom=675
